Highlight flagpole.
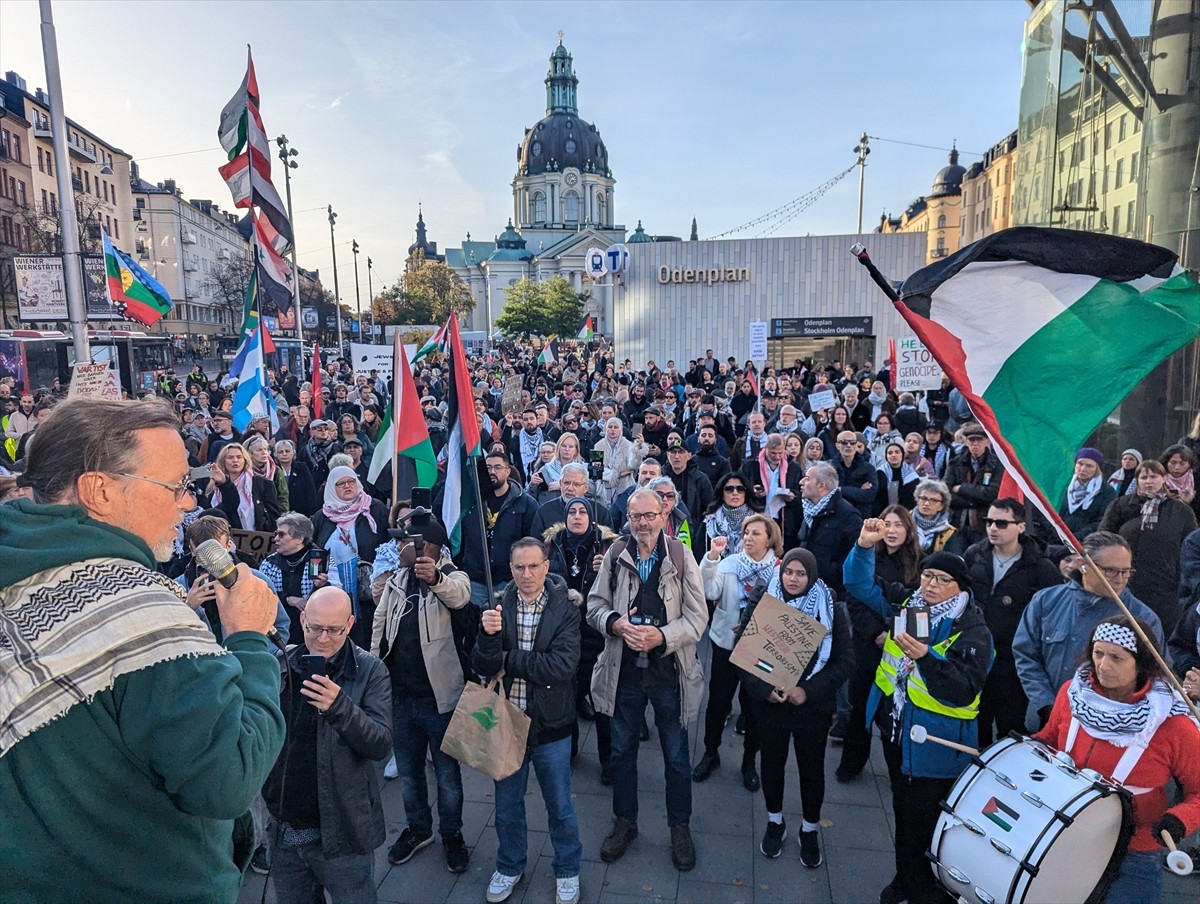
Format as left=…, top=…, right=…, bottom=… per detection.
left=469, top=459, right=495, bottom=605
left=391, top=329, right=401, bottom=507
left=39, top=0, right=89, bottom=365
left=850, top=243, right=901, bottom=302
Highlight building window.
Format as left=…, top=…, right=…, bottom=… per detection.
left=1130, top=152, right=1139, bottom=182
left=1119, top=115, right=1127, bottom=141
left=11, top=135, right=20, bottom=163
left=1104, top=123, right=1112, bottom=150
left=1115, top=159, right=1123, bottom=188
left=16, top=181, right=25, bottom=208
left=1112, top=206, right=1120, bottom=234
left=1127, top=199, right=1136, bottom=233
left=563, top=191, right=579, bottom=223
left=937, top=214, right=946, bottom=229
left=50, top=192, right=56, bottom=212
left=37, top=147, right=44, bottom=172
left=41, top=189, right=48, bottom=212
left=532, top=191, right=546, bottom=223
left=596, top=193, right=606, bottom=226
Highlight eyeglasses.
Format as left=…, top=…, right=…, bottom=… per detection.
left=273, top=530, right=297, bottom=539
left=916, top=495, right=942, bottom=504
left=920, top=571, right=956, bottom=586
left=723, top=485, right=746, bottom=494
left=510, top=562, right=548, bottom=573
left=303, top=622, right=350, bottom=638
left=655, top=491, right=677, bottom=500
left=1097, top=566, right=1136, bottom=579
left=836, top=440, right=856, bottom=446
left=983, top=518, right=1021, bottom=529
left=115, top=472, right=194, bottom=502
left=627, top=512, right=662, bottom=523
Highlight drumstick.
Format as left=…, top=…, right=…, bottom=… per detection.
left=1161, top=830, right=1195, bottom=877
left=909, top=725, right=980, bottom=757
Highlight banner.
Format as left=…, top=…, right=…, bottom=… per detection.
left=66, top=362, right=122, bottom=400
left=349, top=342, right=393, bottom=380
left=501, top=375, right=524, bottom=414
left=730, top=593, right=828, bottom=691
left=893, top=336, right=944, bottom=392
left=13, top=255, right=116, bottom=320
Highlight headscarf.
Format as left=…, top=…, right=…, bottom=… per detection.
left=1166, top=467, right=1196, bottom=504
left=800, top=438, right=826, bottom=473
left=1066, top=665, right=1190, bottom=747
left=321, top=465, right=377, bottom=531
left=563, top=497, right=595, bottom=552
left=765, top=548, right=834, bottom=677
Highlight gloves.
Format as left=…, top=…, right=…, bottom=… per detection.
left=1152, top=813, right=1186, bottom=847
left=1037, top=706, right=1053, bottom=730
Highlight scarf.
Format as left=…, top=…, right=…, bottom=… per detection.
left=705, top=503, right=751, bottom=556
left=758, top=448, right=788, bottom=497
left=884, top=463, right=919, bottom=506
left=563, top=499, right=594, bottom=552
left=1066, top=475, right=1102, bottom=513
left=922, top=442, right=951, bottom=477
left=1166, top=469, right=1195, bottom=504
left=231, top=469, right=256, bottom=531
left=1138, top=492, right=1166, bottom=531
left=1066, top=666, right=1191, bottom=748
left=1109, top=467, right=1138, bottom=496
left=802, top=489, right=835, bottom=528
left=726, top=550, right=779, bottom=607
left=321, top=465, right=377, bottom=532
left=867, top=387, right=889, bottom=418
left=889, top=587, right=969, bottom=728
left=766, top=572, right=835, bottom=677
left=252, top=454, right=277, bottom=483
left=912, top=508, right=951, bottom=552
left=519, top=427, right=543, bottom=472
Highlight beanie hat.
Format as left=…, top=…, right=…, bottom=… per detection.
left=921, top=552, right=970, bottom=591
left=1121, top=448, right=1143, bottom=466
left=1076, top=447, right=1105, bottom=468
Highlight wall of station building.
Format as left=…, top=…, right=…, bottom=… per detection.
left=612, top=232, right=930, bottom=369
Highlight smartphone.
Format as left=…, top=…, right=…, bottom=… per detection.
left=307, top=548, right=327, bottom=579
left=411, top=487, right=432, bottom=510
left=590, top=449, right=605, bottom=464
left=894, top=606, right=931, bottom=644
left=300, top=654, right=327, bottom=681
left=632, top=423, right=644, bottom=439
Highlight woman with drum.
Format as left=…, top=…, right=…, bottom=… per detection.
left=844, top=518, right=993, bottom=904
left=1034, top=615, right=1200, bottom=902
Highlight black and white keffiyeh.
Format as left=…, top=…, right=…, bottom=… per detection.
left=889, top=587, right=969, bottom=728
left=912, top=508, right=951, bottom=552
left=721, top=550, right=779, bottom=608
left=1066, top=666, right=1191, bottom=747
left=1066, top=475, right=1102, bottom=513
left=766, top=572, right=835, bottom=677
left=801, top=489, right=835, bottom=528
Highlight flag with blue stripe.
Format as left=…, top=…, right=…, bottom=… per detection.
left=230, top=324, right=279, bottom=433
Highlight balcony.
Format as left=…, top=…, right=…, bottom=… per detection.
left=184, top=259, right=199, bottom=271
left=32, top=121, right=51, bottom=139
left=67, top=134, right=96, bottom=163
left=929, top=247, right=949, bottom=259
left=182, top=231, right=197, bottom=244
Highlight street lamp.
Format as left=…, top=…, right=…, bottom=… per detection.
left=367, top=256, right=376, bottom=345
left=275, top=135, right=301, bottom=340
left=352, top=239, right=362, bottom=346
left=328, top=205, right=342, bottom=354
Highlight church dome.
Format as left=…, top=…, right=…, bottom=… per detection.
left=488, top=219, right=533, bottom=262
left=929, top=147, right=965, bottom=198
left=516, top=39, right=610, bottom=178
left=627, top=220, right=651, bottom=243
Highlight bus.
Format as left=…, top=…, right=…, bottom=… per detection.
left=0, top=329, right=173, bottom=397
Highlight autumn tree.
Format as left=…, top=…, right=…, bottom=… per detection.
left=495, top=275, right=589, bottom=339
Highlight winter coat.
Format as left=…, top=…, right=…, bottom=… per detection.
left=311, top=498, right=391, bottom=566
left=945, top=446, right=1004, bottom=535
left=873, top=465, right=918, bottom=514
left=1058, top=481, right=1118, bottom=539
left=963, top=536, right=1061, bottom=660
left=281, top=461, right=320, bottom=517
left=473, top=573, right=581, bottom=748
left=212, top=474, right=281, bottom=533
left=795, top=489, right=863, bottom=596
left=593, top=436, right=643, bottom=507
left=455, top=479, right=538, bottom=585
left=832, top=453, right=878, bottom=518
left=668, top=461, right=714, bottom=544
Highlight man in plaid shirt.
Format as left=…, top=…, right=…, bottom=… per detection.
left=473, top=538, right=582, bottom=904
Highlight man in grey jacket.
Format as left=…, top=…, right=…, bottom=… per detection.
left=1013, top=531, right=1163, bottom=730
left=370, top=518, right=474, bottom=873
left=264, top=587, right=393, bottom=903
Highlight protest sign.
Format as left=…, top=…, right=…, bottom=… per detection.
left=805, top=388, right=837, bottom=413
left=349, top=342, right=393, bottom=381
left=894, top=337, right=943, bottom=391
left=501, top=375, right=524, bottom=414
left=730, top=593, right=828, bottom=690
left=67, top=362, right=121, bottom=400
left=230, top=529, right=276, bottom=563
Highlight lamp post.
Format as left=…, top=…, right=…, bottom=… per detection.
left=366, top=256, right=375, bottom=345
left=328, top=205, right=342, bottom=354
left=352, top=239, right=362, bottom=347
left=854, top=132, right=870, bottom=235
left=275, top=135, right=301, bottom=340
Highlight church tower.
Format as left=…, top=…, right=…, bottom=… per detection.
left=512, top=36, right=615, bottom=240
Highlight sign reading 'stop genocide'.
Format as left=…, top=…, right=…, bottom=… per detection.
left=771, top=316, right=873, bottom=338
left=894, top=336, right=944, bottom=391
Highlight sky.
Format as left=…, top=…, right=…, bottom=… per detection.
left=0, top=0, right=1030, bottom=292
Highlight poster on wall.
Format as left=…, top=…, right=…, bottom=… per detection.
left=14, top=255, right=122, bottom=320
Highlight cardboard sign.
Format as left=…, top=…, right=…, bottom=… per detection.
left=806, top=388, right=837, bottom=413
left=230, top=529, right=276, bottom=561
left=730, top=593, right=828, bottom=690
left=67, top=362, right=121, bottom=400
left=501, top=375, right=525, bottom=415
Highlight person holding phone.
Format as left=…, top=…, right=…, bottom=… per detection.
left=263, top=587, right=393, bottom=904
left=843, top=519, right=992, bottom=904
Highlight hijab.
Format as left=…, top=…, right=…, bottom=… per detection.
left=321, top=465, right=377, bottom=531
left=563, top=497, right=595, bottom=552
left=765, top=548, right=834, bottom=677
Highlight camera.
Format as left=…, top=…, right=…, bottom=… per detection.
left=589, top=449, right=606, bottom=482
left=628, top=611, right=662, bottom=669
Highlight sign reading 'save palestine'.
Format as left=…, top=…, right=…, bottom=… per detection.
left=730, top=593, right=828, bottom=690
left=771, top=316, right=873, bottom=338
left=893, top=337, right=944, bottom=391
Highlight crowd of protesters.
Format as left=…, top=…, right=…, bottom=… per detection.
left=3, top=339, right=1200, bottom=904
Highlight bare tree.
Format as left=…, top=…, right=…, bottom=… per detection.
left=202, top=257, right=254, bottom=329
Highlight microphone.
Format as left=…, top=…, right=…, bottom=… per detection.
left=194, top=539, right=286, bottom=652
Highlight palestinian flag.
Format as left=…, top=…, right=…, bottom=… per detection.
left=368, top=332, right=437, bottom=493
left=537, top=336, right=559, bottom=365
left=412, top=319, right=449, bottom=363
left=218, top=47, right=260, bottom=160
left=102, top=229, right=173, bottom=326
left=895, top=226, right=1200, bottom=542
left=441, top=313, right=483, bottom=554
left=577, top=314, right=594, bottom=342
left=311, top=341, right=323, bottom=420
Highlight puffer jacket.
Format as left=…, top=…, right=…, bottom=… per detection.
left=586, top=533, right=708, bottom=725
left=264, top=643, right=392, bottom=858
left=843, top=543, right=993, bottom=778
left=473, top=573, right=581, bottom=748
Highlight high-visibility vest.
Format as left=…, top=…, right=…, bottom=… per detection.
left=875, top=630, right=980, bottom=720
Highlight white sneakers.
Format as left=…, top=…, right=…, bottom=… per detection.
left=383, top=755, right=398, bottom=780
left=555, top=875, right=581, bottom=904
left=486, top=872, right=521, bottom=903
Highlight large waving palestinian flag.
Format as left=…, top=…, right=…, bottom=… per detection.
left=895, top=226, right=1200, bottom=542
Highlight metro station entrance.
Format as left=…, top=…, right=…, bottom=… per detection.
left=766, top=316, right=875, bottom=371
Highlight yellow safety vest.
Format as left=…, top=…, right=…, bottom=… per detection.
left=875, top=630, right=980, bottom=721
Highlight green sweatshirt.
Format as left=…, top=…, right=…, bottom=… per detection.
left=0, top=501, right=286, bottom=903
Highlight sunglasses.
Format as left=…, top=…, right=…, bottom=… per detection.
left=983, top=518, right=1021, bottom=529
left=723, top=485, right=746, bottom=494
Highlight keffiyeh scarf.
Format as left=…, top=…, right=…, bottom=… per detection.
left=1066, top=666, right=1191, bottom=748
left=912, top=508, right=951, bottom=552
left=889, top=587, right=969, bottom=728
left=1066, top=475, right=1102, bottom=513
left=725, top=550, right=779, bottom=608
left=766, top=572, right=835, bottom=677
left=1166, top=469, right=1195, bottom=504
left=705, top=504, right=750, bottom=555
left=802, top=489, right=835, bottom=528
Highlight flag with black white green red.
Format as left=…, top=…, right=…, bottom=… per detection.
left=218, top=47, right=260, bottom=160
left=537, top=336, right=559, bottom=365
left=441, top=313, right=483, bottom=554
left=101, top=229, right=173, bottom=326
left=412, top=319, right=449, bottom=363
left=577, top=315, right=594, bottom=342
left=368, top=332, right=437, bottom=493
left=895, top=226, right=1200, bottom=544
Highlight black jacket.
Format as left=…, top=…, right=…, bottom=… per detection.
left=833, top=453, right=879, bottom=518
left=737, top=457, right=803, bottom=541
left=668, top=461, right=714, bottom=543
left=531, top=496, right=612, bottom=537
left=283, top=461, right=320, bottom=517
left=964, top=536, right=1061, bottom=660
left=264, top=643, right=392, bottom=857
left=455, top=479, right=539, bottom=585
left=945, top=446, right=1004, bottom=531
left=693, top=448, right=731, bottom=489
left=472, top=573, right=581, bottom=748
left=796, top=489, right=863, bottom=596
left=213, top=474, right=281, bottom=533
left=311, top=498, right=391, bottom=565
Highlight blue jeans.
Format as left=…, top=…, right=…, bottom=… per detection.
left=1102, top=850, right=1163, bottom=904
left=271, top=841, right=375, bottom=904
left=392, top=694, right=463, bottom=837
left=494, top=736, right=582, bottom=878
left=470, top=580, right=508, bottom=609
left=610, top=678, right=692, bottom=827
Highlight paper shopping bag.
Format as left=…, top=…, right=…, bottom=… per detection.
left=440, top=676, right=531, bottom=781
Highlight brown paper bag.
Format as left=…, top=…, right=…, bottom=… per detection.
left=440, top=675, right=531, bottom=781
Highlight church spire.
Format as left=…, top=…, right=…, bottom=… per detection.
left=690, top=217, right=698, bottom=241
left=545, top=33, right=578, bottom=116
left=415, top=205, right=427, bottom=245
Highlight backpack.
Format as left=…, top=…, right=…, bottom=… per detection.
left=607, top=534, right=688, bottom=598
